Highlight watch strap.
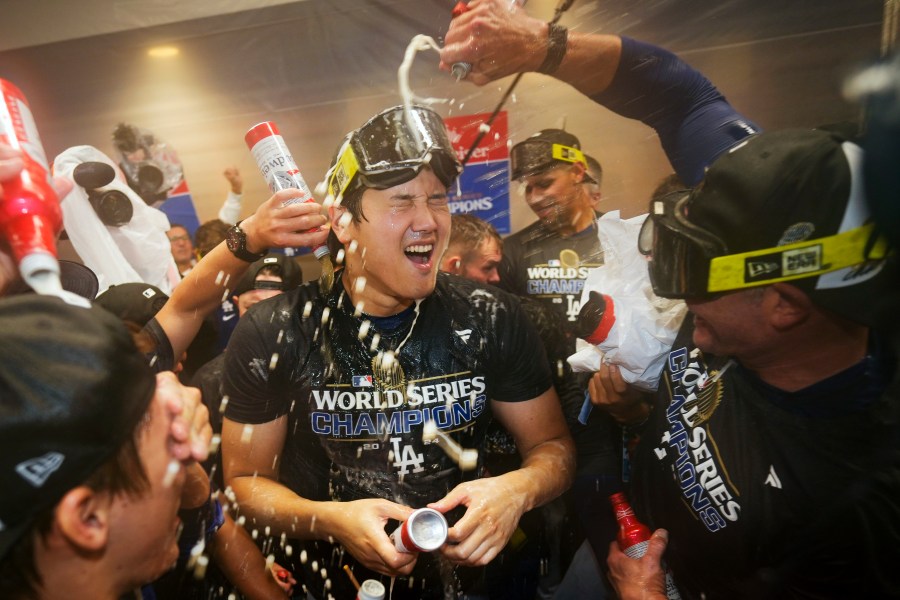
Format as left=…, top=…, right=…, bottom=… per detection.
left=227, top=224, right=266, bottom=262
left=538, top=23, right=568, bottom=75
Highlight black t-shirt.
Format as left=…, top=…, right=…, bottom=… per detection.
left=222, top=271, right=553, bottom=599
left=499, top=218, right=620, bottom=477
left=499, top=218, right=605, bottom=330
left=631, top=320, right=900, bottom=599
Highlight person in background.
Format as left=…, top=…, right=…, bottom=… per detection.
left=194, top=219, right=232, bottom=259
left=442, top=3, right=898, bottom=597
left=218, top=166, right=244, bottom=225
left=583, top=154, right=603, bottom=211
left=168, top=223, right=197, bottom=277
left=497, top=126, right=622, bottom=598
left=168, top=167, right=247, bottom=278
left=439, top=213, right=503, bottom=285
left=440, top=212, right=606, bottom=599
left=191, top=252, right=304, bottom=465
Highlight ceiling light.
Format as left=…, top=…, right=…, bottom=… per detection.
left=148, top=46, right=180, bottom=58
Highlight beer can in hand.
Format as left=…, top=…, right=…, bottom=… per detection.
left=391, top=507, right=448, bottom=553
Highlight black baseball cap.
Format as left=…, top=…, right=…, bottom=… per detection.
left=642, top=128, right=894, bottom=322
left=0, top=296, right=155, bottom=561
left=510, top=129, right=596, bottom=183
left=94, top=282, right=169, bottom=326
left=231, top=253, right=303, bottom=298
left=7, top=260, right=99, bottom=300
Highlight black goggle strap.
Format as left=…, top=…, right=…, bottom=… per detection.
left=707, top=222, right=892, bottom=293
left=250, top=280, right=284, bottom=292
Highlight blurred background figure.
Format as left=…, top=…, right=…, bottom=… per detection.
left=440, top=213, right=503, bottom=285
left=583, top=154, right=604, bottom=212
left=112, top=122, right=185, bottom=207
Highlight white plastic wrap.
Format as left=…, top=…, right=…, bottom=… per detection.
left=567, top=211, right=687, bottom=392
left=53, top=145, right=180, bottom=296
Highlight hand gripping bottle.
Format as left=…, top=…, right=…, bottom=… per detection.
left=0, top=79, right=63, bottom=295
left=610, top=492, right=682, bottom=599
left=245, top=121, right=333, bottom=292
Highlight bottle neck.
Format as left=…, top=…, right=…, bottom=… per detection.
left=613, top=502, right=642, bottom=527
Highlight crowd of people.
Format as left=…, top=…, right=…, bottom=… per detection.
left=1, top=1, right=898, bottom=598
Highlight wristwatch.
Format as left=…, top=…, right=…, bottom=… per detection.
left=225, top=223, right=266, bottom=262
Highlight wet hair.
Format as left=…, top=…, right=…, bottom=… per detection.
left=194, top=219, right=230, bottom=257
left=448, top=214, right=503, bottom=260
left=0, top=324, right=153, bottom=599
left=651, top=173, right=687, bottom=200
left=0, top=421, right=149, bottom=599
left=584, top=155, right=604, bottom=188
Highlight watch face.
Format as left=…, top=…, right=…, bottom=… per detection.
left=226, top=226, right=244, bottom=252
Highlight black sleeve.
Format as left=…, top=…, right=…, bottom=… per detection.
left=497, top=237, right=527, bottom=295
left=221, top=311, right=291, bottom=424
left=488, top=292, right=555, bottom=402
left=143, top=317, right=175, bottom=373
left=592, top=36, right=760, bottom=186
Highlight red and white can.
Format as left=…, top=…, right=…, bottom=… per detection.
left=391, top=507, right=448, bottom=553
left=244, top=121, right=328, bottom=260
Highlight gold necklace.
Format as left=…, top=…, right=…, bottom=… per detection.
left=358, top=298, right=422, bottom=401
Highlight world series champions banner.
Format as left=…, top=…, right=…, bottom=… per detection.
left=443, top=111, right=510, bottom=234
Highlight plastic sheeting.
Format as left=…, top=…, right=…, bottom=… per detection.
left=54, top=145, right=180, bottom=295
left=567, top=211, right=687, bottom=392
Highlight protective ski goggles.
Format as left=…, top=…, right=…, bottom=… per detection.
left=509, top=140, right=592, bottom=182
left=639, top=191, right=892, bottom=299
left=326, top=105, right=462, bottom=201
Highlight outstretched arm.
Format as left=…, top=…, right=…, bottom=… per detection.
left=154, top=188, right=327, bottom=360
left=218, top=166, right=243, bottom=225
left=221, top=416, right=418, bottom=577
left=440, top=0, right=758, bottom=184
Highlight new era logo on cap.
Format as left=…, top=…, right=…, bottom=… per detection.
left=746, top=261, right=779, bottom=279
left=744, top=246, right=823, bottom=283
left=16, top=452, right=65, bottom=488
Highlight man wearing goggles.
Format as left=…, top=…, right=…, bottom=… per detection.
left=504, top=127, right=635, bottom=590
left=443, top=4, right=899, bottom=599
left=220, top=104, right=576, bottom=600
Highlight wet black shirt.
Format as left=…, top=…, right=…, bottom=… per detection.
left=631, top=320, right=900, bottom=599
left=223, top=271, right=553, bottom=599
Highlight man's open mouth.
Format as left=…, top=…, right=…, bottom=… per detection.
left=405, top=243, right=434, bottom=265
